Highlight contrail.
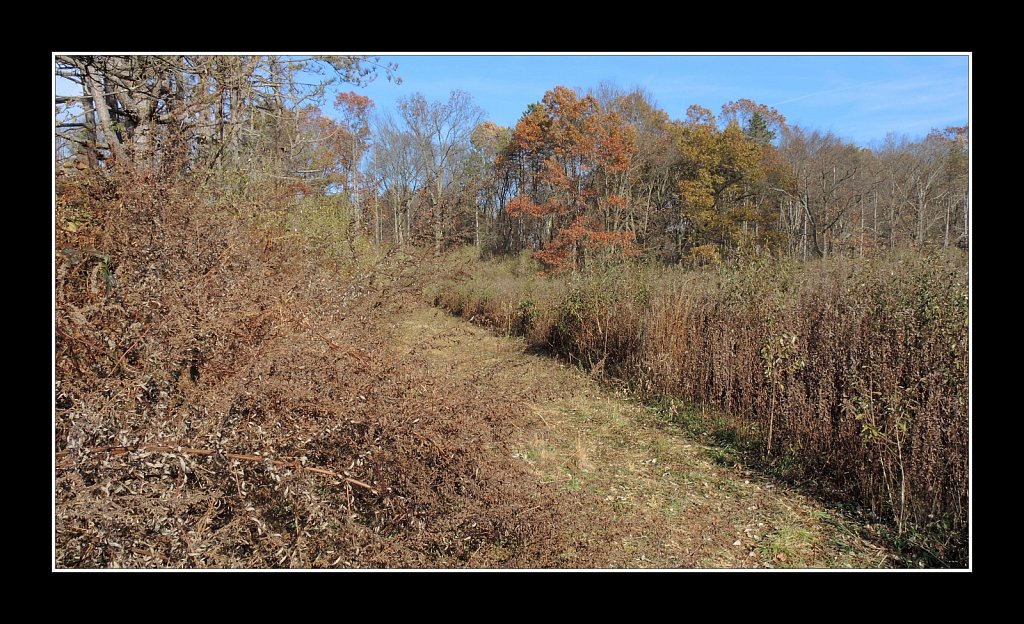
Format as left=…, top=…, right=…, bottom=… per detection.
left=772, top=80, right=886, bottom=106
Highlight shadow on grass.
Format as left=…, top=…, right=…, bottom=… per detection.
left=648, top=397, right=961, bottom=568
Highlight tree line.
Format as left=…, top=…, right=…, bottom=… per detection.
left=56, top=56, right=969, bottom=270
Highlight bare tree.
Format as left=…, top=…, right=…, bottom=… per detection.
left=370, top=113, right=423, bottom=245
left=55, top=54, right=396, bottom=174
left=397, top=90, right=484, bottom=254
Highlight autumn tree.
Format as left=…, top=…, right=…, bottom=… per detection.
left=286, top=105, right=350, bottom=194
left=334, top=91, right=375, bottom=229
left=671, top=104, right=775, bottom=260
left=497, top=86, right=637, bottom=272
left=486, top=85, right=962, bottom=266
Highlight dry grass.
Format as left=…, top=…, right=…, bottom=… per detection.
left=398, top=306, right=893, bottom=568
left=433, top=252, right=969, bottom=566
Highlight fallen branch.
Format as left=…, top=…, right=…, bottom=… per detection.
left=412, top=431, right=443, bottom=450
left=294, top=317, right=373, bottom=372
left=56, top=442, right=378, bottom=491
left=297, top=315, right=342, bottom=350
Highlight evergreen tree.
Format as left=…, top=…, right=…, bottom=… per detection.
left=745, top=111, right=776, bottom=146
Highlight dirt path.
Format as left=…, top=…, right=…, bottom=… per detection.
left=394, top=305, right=892, bottom=569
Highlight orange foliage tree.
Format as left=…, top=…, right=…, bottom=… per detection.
left=333, top=92, right=375, bottom=226
left=290, top=105, right=350, bottom=194
left=286, top=96, right=375, bottom=202
left=498, top=86, right=637, bottom=272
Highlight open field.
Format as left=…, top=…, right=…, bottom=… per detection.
left=54, top=53, right=969, bottom=569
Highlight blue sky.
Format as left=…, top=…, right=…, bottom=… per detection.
left=343, top=54, right=969, bottom=147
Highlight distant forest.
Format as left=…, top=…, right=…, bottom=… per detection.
left=55, top=55, right=969, bottom=271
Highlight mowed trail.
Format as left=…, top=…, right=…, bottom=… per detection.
left=393, top=305, right=892, bottom=569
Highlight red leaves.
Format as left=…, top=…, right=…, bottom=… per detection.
left=603, top=194, right=628, bottom=210
left=504, top=86, right=636, bottom=196
left=597, top=127, right=634, bottom=174
left=507, top=195, right=544, bottom=217
left=334, top=91, right=375, bottom=123
left=501, top=86, right=640, bottom=269
left=507, top=195, right=565, bottom=218
left=534, top=215, right=640, bottom=274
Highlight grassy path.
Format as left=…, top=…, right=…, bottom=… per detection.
left=394, top=305, right=892, bottom=569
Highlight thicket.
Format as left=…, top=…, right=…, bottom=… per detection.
left=433, top=251, right=969, bottom=564
left=55, top=55, right=602, bottom=569
left=55, top=150, right=588, bottom=567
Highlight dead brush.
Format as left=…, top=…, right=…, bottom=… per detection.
left=434, top=251, right=969, bottom=565
left=56, top=160, right=592, bottom=569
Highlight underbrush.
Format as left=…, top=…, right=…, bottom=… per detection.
left=55, top=168, right=577, bottom=568
left=432, top=250, right=969, bottom=566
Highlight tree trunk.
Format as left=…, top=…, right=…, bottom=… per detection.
left=434, top=202, right=443, bottom=255
left=801, top=195, right=809, bottom=261
left=393, top=198, right=401, bottom=245
left=379, top=195, right=385, bottom=244
left=963, top=190, right=969, bottom=247
left=873, top=190, right=878, bottom=253
left=83, top=62, right=123, bottom=162
left=917, top=192, right=926, bottom=247
left=81, top=87, right=99, bottom=169
left=943, top=197, right=951, bottom=250
left=860, top=193, right=866, bottom=258
left=352, top=139, right=361, bottom=231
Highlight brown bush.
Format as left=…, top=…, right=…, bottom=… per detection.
left=55, top=164, right=585, bottom=568
left=435, top=253, right=969, bottom=565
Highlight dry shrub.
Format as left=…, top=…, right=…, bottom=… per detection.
left=55, top=161, right=584, bottom=568
left=547, top=266, right=649, bottom=379
left=435, top=252, right=969, bottom=565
